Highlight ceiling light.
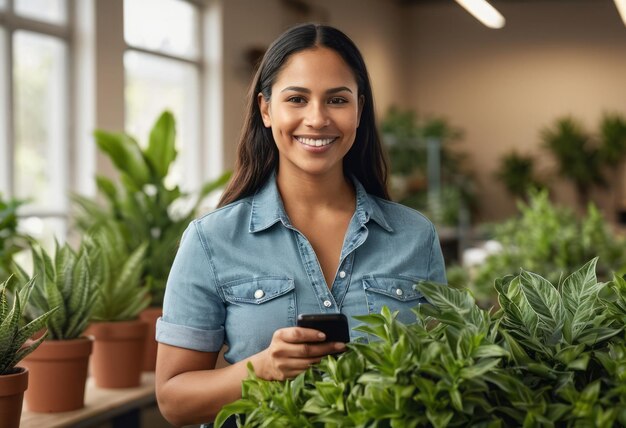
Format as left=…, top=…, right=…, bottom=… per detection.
left=454, top=0, right=506, bottom=29
left=615, top=0, right=626, bottom=26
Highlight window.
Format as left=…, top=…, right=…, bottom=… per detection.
left=0, top=0, right=71, bottom=246
left=124, top=0, right=202, bottom=192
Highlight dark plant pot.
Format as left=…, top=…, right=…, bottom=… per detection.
left=87, top=319, right=148, bottom=388
left=22, top=337, right=93, bottom=412
left=139, top=307, right=162, bottom=372
left=0, top=367, right=28, bottom=428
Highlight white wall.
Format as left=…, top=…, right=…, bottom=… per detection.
left=408, top=0, right=626, bottom=221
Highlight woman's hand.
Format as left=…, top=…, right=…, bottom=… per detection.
left=253, top=327, right=346, bottom=381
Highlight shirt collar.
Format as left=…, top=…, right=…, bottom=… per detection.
left=249, top=172, right=394, bottom=233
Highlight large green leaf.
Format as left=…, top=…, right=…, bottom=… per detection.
left=145, top=111, right=177, bottom=179
left=94, top=130, right=150, bottom=187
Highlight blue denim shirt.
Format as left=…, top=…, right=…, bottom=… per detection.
left=156, top=174, right=446, bottom=363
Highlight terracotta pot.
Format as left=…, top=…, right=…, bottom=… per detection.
left=139, top=307, right=162, bottom=371
left=87, top=319, right=148, bottom=388
left=21, top=338, right=92, bottom=412
left=0, top=367, right=28, bottom=428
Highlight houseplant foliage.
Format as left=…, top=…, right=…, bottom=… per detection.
left=84, top=223, right=150, bottom=388
left=216, top=259, right=626, bottom=427
left=12, top=241, right=100, bottom=340
left=495, top=151, right=544, bottom=200
left=381, top=107, right=476, bottom=227
left=86, top=223, right=149, bottom=322
left=72, top=110, right=231, bottom=306
left=0, top=195, right=30, bottom=284
left=540, top=113, right=626, bottom=210
left=0, top=277, right=56, bottom=375
left=469, top=190, right=626, bottom=302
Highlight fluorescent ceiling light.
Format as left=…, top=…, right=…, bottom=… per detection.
left=615, top=0, right=626, bottom=26
left=454, top=0, right=506, bottom=29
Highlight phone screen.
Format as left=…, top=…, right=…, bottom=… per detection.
left=296, top=313, right=350, bottom=343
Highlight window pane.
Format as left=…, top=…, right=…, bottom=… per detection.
left=15, top=0, right=67, bottom=25
left=13, top=31, right=68, bottom=212
left=0, top=28, right=7, bottom=194
left=125, top=0, right=198, bottom=59
left=125, top=51, right=199, bottom=191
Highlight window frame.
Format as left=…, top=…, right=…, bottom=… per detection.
left=0, top=0, right=75, bottom=220
left=123, top=0, right=206, bottom=193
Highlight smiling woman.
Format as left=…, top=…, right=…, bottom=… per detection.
left=154, top=23, right=447, bottom=427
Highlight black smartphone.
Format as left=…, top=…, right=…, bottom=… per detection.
left=297, top=313, right=350, bottom=343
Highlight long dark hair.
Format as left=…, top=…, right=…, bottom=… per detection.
left=218, top=23, right=389, bottom=207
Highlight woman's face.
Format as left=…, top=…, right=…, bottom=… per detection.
left=259, top=47, right=363, bottom=179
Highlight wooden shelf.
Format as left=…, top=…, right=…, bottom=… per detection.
left=21, top=372, right=157, bottom=428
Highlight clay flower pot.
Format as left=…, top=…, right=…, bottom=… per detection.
left=139, top=307, right=162, bottom=371
left=21, top=337, right=93, bottom=412
left=0, top=367, right=28, bottom=428
left=87, top=319, right=148, bottom=388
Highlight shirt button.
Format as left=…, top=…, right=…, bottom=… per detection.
left=323, top=300, right=332, bottom=308
left=339, top=271, right=346, bottom=279
left=395, top=288, right=404, bottom=296
left=254, top=289, right=265, bottom=299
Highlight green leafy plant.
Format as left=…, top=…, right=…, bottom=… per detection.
left=495, top=151, right=544, bottom=200
left=0, top=194, right=31, bottom=284
left=12, top=241, right=100, bottom=340
left=541, top=117, right=606, bottom=208
left=470, top=189, right=626, bottom=303
left=73, top=111, right=231, bottom=306
left=0, top=277, right=57, bottom=374
left=382, top=107, right=476, bottom=226
left=216, top=260, right=626, bottom=427
left=86, top=223, right=150, bottom=321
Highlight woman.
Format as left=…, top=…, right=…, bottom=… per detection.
left=155, top=23, right=446, bottom=426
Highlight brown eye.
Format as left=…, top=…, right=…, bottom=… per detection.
left=287, top=96, right=306, bottom=104
left=328, top=97, right=347, bottom=104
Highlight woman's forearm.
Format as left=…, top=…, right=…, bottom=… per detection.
left=157, top=352, right=265, bottom=426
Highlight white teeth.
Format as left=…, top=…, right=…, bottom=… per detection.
left=296, top=137, right=336, bottom=147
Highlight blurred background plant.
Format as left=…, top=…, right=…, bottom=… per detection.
left=381, top=107, right=477, bottom=228
left=495, top=151, right=545, bottom=201
left=72, top=111, right=230, bottom=306
left=0, top=195, right=31, bottom=285
left=540, top=113, right=626, bottom=213
left=458, top=189, right=626, bottom=305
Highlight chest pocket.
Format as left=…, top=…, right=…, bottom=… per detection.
left=221, top=277, right=296, bottom=359
left=362, top=275, right=427, bottom=325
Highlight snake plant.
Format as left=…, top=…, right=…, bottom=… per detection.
left=86, top=223, right=150, bottom=322
left=0, top=277, right=57, bottom=374
left=12, top=241, right=100, bottom=340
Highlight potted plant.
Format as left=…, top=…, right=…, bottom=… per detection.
left=72, top=111, right=231, bottom=370
left=495, top=150, right=545, bottom=201
left=13, top=241, right=99, bottom=412
left=84, top=224, right=150, bottom=388
left=0, top=277, right=56, bottom=428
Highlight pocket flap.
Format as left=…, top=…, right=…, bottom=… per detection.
left=363, top=275, right=424, bottom=302
left=223, top=277, right=295, bottom=304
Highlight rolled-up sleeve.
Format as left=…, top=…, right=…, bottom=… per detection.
left=156, top=221, right=225, bottom=352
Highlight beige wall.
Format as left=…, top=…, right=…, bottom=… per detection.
left=220, top=0, right=409, bottom=169
left=408, top=0, right=626, bottom=222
